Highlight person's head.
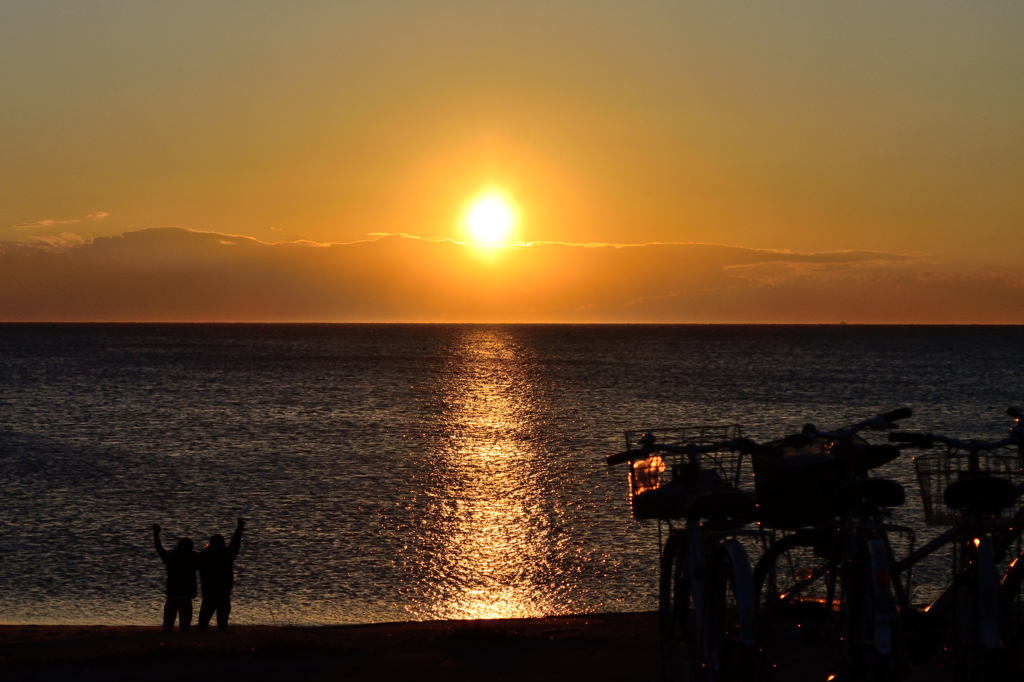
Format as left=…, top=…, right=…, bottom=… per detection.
left=207, top=534, right=226, bottom=551
left=176, top=537, right=194, bottom=552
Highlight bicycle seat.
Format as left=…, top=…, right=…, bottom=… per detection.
left=833, top=478, right=905, bottom=512
left=943, top=475, right=1018, bottom=514
left=686, top=490, right=757, bottom=530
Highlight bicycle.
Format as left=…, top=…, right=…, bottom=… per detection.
left=890, top=406, right=1024, bottom=680
left=607, top=425, right=762, bottom=681
left=751, top=409, right=914, bottom=681
left=997, top=406, right=1024, bottom=674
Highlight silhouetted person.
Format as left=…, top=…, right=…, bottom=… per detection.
left=153, top=524, right=199, bottom=633
left=197, top=518, right=245, bottom=631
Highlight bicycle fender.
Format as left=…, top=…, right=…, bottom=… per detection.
left=867, top=539, right=894, bottom=656
left=723, top=539, right=758, bottom=647
left=973, top=536, right=999, bottom=651
left=999, top=548, right=1024, bottom=592
left=688, top=525, right=708, bottom=622
left=659, top=530, right=687, bottom=636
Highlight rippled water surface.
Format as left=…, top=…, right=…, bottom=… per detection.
left=0, top=324, right=1021, bottom=624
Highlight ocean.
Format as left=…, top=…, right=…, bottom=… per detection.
left=0, top=324, right=1021, bottom=625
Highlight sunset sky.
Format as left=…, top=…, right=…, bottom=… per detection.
left=2, top=2, right=1021, bottom=322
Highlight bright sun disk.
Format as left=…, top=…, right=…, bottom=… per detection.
left=466, top=195, right=514, bottom=245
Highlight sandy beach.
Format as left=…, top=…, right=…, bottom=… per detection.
left=1, top=611, right=964, bottom=682
left=2, top=612, right=662, bottom=681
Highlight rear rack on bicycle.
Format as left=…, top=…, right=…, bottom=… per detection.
left=620, top=424, right=744, bottom=520
left=914, top=449, right=1024, bottom=526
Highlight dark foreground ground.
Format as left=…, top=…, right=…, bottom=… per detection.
left=5, top=613, right=655, bottom=682
left=0, top=612, right=969, bottom=681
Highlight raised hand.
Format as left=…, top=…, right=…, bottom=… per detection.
left=152, top=523, right=161, bottom=535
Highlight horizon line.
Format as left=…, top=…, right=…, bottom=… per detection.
left=1, top=321, right=1020, bottom=327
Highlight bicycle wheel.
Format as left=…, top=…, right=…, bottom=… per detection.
left=838, top=539, right=905, bottom=681
left=660, top=529, right=694, bottom=682
left=948, top=566, right=984, bottom=681
left=946, top=537, right=1000, bottom=681
left=704, top=539, right=760, bottom=681
left=753, top=532, right=836, bottom=676
left=998, top=550, right=1024, bottom=675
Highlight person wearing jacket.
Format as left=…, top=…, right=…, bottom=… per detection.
left=153, top=524, right=199, bottom=633
left=197, top=518, right=245, bottom=631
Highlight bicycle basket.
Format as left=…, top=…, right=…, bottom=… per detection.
left=913, top=450, right=1024, bottom=526
left=621, top=424, right=744, bottom=520
left=752, top=435, right=869, bottom=528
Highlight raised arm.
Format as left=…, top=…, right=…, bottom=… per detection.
left=228, top=518, right=245, bottom=560
left=153, top=524, right=169, bottom=562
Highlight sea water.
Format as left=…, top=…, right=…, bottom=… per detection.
left=0, top=324, right=1020, bottom=625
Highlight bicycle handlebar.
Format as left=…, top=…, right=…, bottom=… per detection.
left=888, top=431, right=1018, bottom=453
left=883, top=407, right=913, bottom=423
left=889, top=431, right=933, bottom=447
left=609, top=409, right=912, bottom=466
left=606, top=437, right=746, bottom=467
left=791, top=408, right=913, bottom=443
left=608, top=409, right=912, bottom=468
left=650, top=438, right=747, bottom=456
left=606, top=450, right=637, bottom=466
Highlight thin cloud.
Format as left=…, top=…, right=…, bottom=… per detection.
left=12, top=218, right=79, bottom=230
left=14, top=233, right=88, bottom=251
left=509, top=240, right=922, bottom=259
left=367, top=231, right=433, bottom=240
left=0, top=228, right=1019, bottom=323
left=12, top=211, right=109, bottom=230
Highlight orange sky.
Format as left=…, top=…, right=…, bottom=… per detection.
left=1, top=2, right=1021, bottom=322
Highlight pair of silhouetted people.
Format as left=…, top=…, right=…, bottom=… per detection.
left=153, top=518, right=245, bottom=633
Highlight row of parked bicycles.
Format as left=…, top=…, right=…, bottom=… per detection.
left=606, top=407, right=1024, bottom=681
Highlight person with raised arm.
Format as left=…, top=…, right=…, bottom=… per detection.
left=197, top=518, right=245, bottom=632
left=152, top=524, right=200, bottom=633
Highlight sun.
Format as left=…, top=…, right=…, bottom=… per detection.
left=464, top=193, right=516, bottom=245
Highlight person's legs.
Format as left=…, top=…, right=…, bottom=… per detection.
left=197, top=598, right=215, bottom=631
left=216, top=596, right=231, bottom=631
left=179, top=598, right=193, bottom=632
left=164, top=596, right=191, bottom=632
left=162, top=598, right=177, bottom=633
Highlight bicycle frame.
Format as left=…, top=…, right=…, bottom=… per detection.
left=895, top=507, right=1024, bottom=630
left=891, top=421, right=1024, bottom=664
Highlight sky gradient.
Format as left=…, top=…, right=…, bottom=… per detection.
left=2, top=2, right=1021, bottom=322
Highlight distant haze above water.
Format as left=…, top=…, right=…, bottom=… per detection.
left=0, top=324, right=1020, bottom=625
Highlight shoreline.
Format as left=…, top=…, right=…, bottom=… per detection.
left=1, top=611, right=956, bottom=681
left=2, top=612, right=659, bottom=681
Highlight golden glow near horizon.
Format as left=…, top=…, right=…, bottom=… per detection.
left=463, top=192, right=517, bottom=246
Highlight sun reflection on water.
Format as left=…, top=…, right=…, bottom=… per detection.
left=407, top=328, right=559, bottom=620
